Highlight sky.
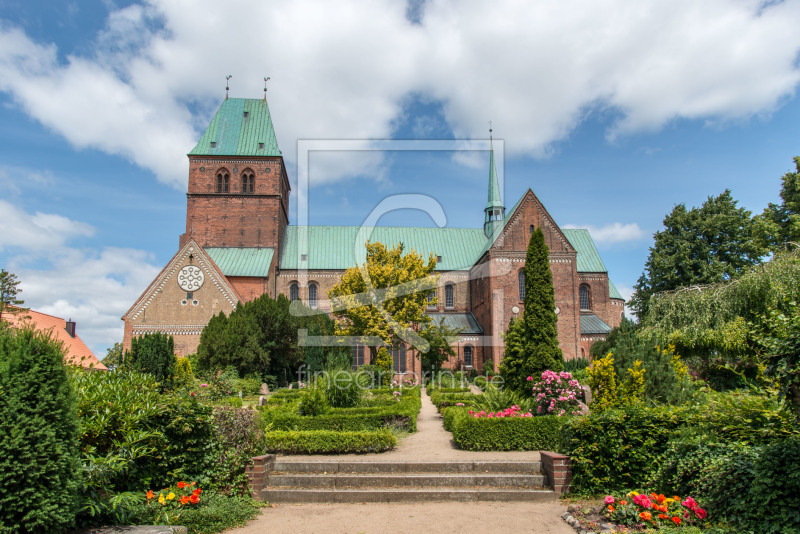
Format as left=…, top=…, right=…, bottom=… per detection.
left=1, top=0, right=799, bottom=357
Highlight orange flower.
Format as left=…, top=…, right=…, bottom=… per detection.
left=189, top=494, right=199, bottom=504
left=146, top=490, right=155, bottom=501
left=192, top=488, right=202, bottom=496
left=658, top=514, right=669, bottom=520
left=177, top=481, right=186, bottom=489
left=639, top=512, right=652, bottom=521
left=180, top=495, right=190, bottom=505
left=656, top=494, right=666, bottom=504
left=672, top=517, right=681, bottom=525
left=673, top=496, right=680, bottom=501
left=619, top=500, right=628, bottom=506
left=607, top=505, right=615, bottom=512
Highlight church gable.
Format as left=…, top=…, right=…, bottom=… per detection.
left=488, top=189, right=576, bottom=256
left=123, top=239, right=241, bottom=326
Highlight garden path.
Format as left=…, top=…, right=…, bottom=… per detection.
left=278, top=387, right=540, bottom=462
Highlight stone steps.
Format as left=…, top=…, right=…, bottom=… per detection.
left=261, top=460, right=556, bottom=503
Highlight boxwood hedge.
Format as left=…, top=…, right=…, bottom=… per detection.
left=444, top=407, right=566, bottom=451
left=263, top=430, right=397, bottom=454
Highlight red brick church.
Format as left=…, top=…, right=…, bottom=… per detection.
left=123, top=97, right=624, bottom=374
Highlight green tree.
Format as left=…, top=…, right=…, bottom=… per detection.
left=631, top=190, right=765, bottom=320
left=417, top=323, right=457, bottom=376
left=329, top=241, right=437, bottom=363
left=500, top=227, right=564, bottom=394
left=0, top=327, right=81, bottom=532
left=0, top=269, right=25, bottom=323
left=756, top=156, right=800, bottom=251
left=102, top=341, right=124, bottom=370
left=124, top=332, right=176, bottom=387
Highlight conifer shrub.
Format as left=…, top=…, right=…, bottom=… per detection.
left=375, top=347, right=392, bottom=386
left=0, top=328, right=81, bottom=533
left=173, top=356, right=195, bottom=390
left=125, top=332, right=176, bottom=388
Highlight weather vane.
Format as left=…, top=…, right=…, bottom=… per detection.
left=489, top=120, right=493, bottom=147
left=264, top=77, right=270, bottom=101
left=225, top=75, right=232, bottom=100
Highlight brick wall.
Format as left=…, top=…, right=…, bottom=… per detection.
left=245, top=454, right=276, bottom=500
left=540, top=451, right=573, bottom=495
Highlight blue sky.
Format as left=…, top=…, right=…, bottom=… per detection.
left=1, top=0, right=799, bottom=356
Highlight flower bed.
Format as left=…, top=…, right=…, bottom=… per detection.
left=603, top=492, right=707, bottom=529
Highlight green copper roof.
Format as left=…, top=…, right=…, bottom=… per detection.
left=206, top=247, right=274, bottom=277
left=279, top=226, right=487, bottom=271
left=486, top=148, right=503, bottom=209
left=609, top=280, right=624, bottom=300
left=580, top=314, right=612, bottom=335
left=428, top=313, right=484, bottom=334
left=562, top=229, right=608, bottom=272
left=189, top=98, right=280, bottom=157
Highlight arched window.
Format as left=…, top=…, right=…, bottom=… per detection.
left=289, top=283, right=299, bottom=302
left=392, top=345, right=406, bottom=373
left=352, top=344, right=364, bottom=369
left=518, top=270, right=525, bottom=301
left=463, top=345, right=473, bottom=367
left=579, top=284, right=590, bottom=310
left=427, top=290, right=437, bottom=309
left=241, top=170, right=255, bottom=193
left=529, top=225, right=534, bottom=234
left=445, top=284, right=454, bottom=308
left=216, top=170, right=230, bottom=193
left=308, top=283, right=318, bottom=309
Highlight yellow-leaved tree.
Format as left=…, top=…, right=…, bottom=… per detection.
left=329, top=241, right=437, bottom=364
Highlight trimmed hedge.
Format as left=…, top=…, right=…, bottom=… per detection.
left=264, top=430, right=397, bottom=454
left=427, top=386, right=471, bottom=394
left=559, top=404, right=690, bottom=494
left=430, top=391, right=478, bottom=410
left=445, top=408, right=566, bottom=451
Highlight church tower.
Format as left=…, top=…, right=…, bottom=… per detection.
left=180, top=97, right=290, bottom=251
left=483, top=136, right=504, bottom=237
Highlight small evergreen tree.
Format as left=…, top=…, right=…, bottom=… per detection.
left=500, top=227, right=564, bottom=394
left=0, top=269, right=25, bottom=323
left=0, top=327, right=81, bottom=532
left=417, top=323, right=457, bottom=376
left=125, top=332, right=176, bottom=387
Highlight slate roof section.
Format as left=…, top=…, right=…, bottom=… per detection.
left=580, top=314, right=613, bottom=335
left=205, top=247, right=274, bottom=277
left=428, top=312, right=484, bottom=334
left=279, top=226, right=487, bottom=271
left=189, top=98, right=281, bottom=157
left=5, top=307, right=107, bottom=370
left=562, top=229, right=608, bottom=272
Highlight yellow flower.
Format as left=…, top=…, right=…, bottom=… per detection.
left=158, top=494, right=165, bottom=504
left=166, top=492, right=176, bottom=501
left=628, top=491, right=639, bottom=497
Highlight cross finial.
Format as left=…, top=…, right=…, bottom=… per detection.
left=225, top=75, right=232, bottom=100
left=263, top=77, right=270, bottom=101
left=489, top=120, right=493, bottom=148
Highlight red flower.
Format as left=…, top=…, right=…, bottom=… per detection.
left=189, top=494, right=199, bottom=504
left=658, top=514, right=669, bottom=520
left=177, top=481, right=186, bottom=489
left=694, top=507, right=707, bottom=520
left=192, top=488, right=202, bottom=496
left=180, top=495, right=190, bottom=505
left=146, top=490, right=155, bottom=501
left=672, top=517, right=681, bottom=525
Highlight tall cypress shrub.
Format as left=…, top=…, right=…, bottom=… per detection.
left=0, top=328, right=81, bottom=533
left=500, top=227, right=564, bottom=393
left=125, top=332, right=176, bottom=387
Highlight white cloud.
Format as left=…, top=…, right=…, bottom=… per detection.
left=0, top=0, right=798, bottom=188
left=563, top=222, right=645, bottom=245
left=1, top=202, right=161, bottom=356
left=0, top=200, right=95, bottom=251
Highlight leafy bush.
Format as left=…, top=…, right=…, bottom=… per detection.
left=586, top=353, right=645, bottom=409
left=125, top=332, right=176, bottom=388
left=560, top=404, right=689, bottom=494
left=0, top=328, right=81, bottom=533
left=530, top=370, right=583, bottom=416
left=745, top=434, right=800, bottom=533
left=264, top=430, right=397, bottom=454
left=375, top=347, right=392, bottom=386
left=471, top=384, right=521, bottom=412
left=563, top=357, right=591, bottom=372
left=129, top=489, right=260, bottom=534
left=299, top=382, right=329, bottom=416
left=448, top=409, right=565, bottom=451
left=429, top=391, right=477, bottom=410
left=234, top=374, right=263, bottom=396
left=323, top=370, right=363, bottom=408
left=174, top=356, right=195, bottom=390
left=211, top=407, right=265, bottom=494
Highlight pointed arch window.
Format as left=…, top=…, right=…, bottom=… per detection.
left=216, top=171, right=230, bottom=193
left=308, top=283, right=318, bottom=309
left=463, top=345, right=473, bottom=367
left=518, top=270, right=525, bottom=301
left=579, top=284, right=590, bottom=311
left=445, top=284, right=454, bottom=309
left=289, top=283, right=299, bottom=302
left=241, top=171, right=255, bottom=193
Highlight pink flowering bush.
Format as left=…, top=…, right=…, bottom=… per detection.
left=529, top=370, right=582, bottom=416
left=468, top=405, right=533, bottom=418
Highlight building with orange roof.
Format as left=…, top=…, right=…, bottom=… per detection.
left=4, top=307, right=107, bottom=370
